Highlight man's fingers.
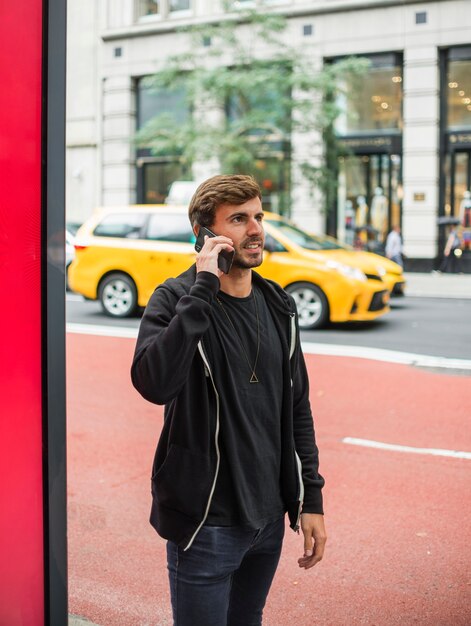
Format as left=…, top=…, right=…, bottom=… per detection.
left=195, top=236, right=234, bottom=276
left=202, top=235, right=233, bottom=250
left=298, top=529, right=327, bottom=569
left=306, top=540, right=326, bottom=569
left=302, top=529, right=313, bottom=557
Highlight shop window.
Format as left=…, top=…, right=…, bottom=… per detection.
left=337, top=153, right=402, bottom=251
left=447, top=52, right=471, bottom=130
left=442, top=48, right=471, bottom=257
left=136, top=78, right=191, bottom=203
left=443, top=152, right=471, bottom=223
left=335, top=53, right=403, bottom=135
left=225, top=69, right=291, bottom=214
left=140, top=160, right=191, bottom=204
left=253, top=158, right=291, bottom=216
left=226, top=79, right=290, bottom=136
left=136, top=79, right=189, bottom=130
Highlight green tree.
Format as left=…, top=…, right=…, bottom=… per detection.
left=135, top=8, right=368, bottom=214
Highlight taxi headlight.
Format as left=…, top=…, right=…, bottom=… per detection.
left=376, top=266, right=386, bottom=277
left=326, top=260, right=367, bottom=282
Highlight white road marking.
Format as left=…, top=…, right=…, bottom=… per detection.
left=343, top=437, right=471, bottom=460
left=65, top=325, right=471, bottom=371
left=67, top=323, right=138, bottom=339
left=302, top=342, right=471, bottom=371
left=66, top=294, right=84, bottom=302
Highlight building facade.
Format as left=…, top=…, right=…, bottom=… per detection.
left=66, top=0, right=471, bottom=270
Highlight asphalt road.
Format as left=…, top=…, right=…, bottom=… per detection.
left=66, top=294, right=471, bottom=360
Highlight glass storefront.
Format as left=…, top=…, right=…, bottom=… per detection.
left=333, top=53, right=403, bottom=251
left=337, top=152, right=402, bottom=251
left=441, top=47, right=471, bottom=263
left=225, top=72, right=291, bottom=214
left=139, top=159, right=191, bottom=204
left=135, top=71, right=290, bottom=210
left=136, top=78, right=190, bottom=204
left=136, top=80, right=188, bottom=129
left=251, top=157, right=290, bottom=216
left=336, top=53, right=403, bottom=135
left=447, top=54, right=471, bottom=130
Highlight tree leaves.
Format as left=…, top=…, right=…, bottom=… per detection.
left=134, top=9, right=368, bottom=214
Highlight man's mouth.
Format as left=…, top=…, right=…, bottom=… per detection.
left=244, top=240, right=263, bottom=250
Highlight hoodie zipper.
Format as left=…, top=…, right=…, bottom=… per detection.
left=289, top=311, right=304, bottom=531
left=183, top=340, right=221, bottom=551
left=289, top=312, right=296, bottom=360
left=294, top=450, right=305, bottom=531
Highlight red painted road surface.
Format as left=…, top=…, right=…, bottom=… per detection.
left=67, top=333, right=471, bottom=625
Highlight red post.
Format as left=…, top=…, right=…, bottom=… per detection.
left=0, top=2, right=67, bottom=624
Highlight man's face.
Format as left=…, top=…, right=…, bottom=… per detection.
left=211, top=196, right=265, bottom=269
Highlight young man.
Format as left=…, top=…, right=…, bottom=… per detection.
left=131, top=174, right=326, bottom=626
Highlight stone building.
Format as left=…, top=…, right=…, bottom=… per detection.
left=66, top=0, right=471, bottom=270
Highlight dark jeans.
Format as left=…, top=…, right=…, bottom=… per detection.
left=390, top=253, right=403, bottom=268
left=166, top=516, right=285, bottom=626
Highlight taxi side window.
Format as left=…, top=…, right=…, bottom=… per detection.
left=93, top=213, right=146, bottom=238
left=146, top=214, right=195, bottom=243
left=264, top=233, right=286, bottom=252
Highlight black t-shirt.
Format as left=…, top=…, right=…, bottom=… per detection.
left=204, top=284, right=286, bottom=528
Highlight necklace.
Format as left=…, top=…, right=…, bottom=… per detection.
left=216, top=289, right=261, bottom=384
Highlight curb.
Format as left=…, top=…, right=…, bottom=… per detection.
left=69, top=617, right=101, bottom=626
left=403, top=272, right=471, bottom=300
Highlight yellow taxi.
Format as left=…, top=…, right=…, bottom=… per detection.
left=305, top=233, right=405, bottom=296
left=69, top=205, right=390, bottom=329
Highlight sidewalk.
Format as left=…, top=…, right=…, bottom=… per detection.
left=404, top=272, right=471, bottom=299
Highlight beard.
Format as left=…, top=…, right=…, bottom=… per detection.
left=231, top=254, right=263, bottom=269
left=231, top=236, right=264, bottom=269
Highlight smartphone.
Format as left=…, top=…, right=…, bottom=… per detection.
left=194, top=226, right=234, bottom=274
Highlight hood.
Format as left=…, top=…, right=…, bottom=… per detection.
left=302, top=248, right=401, bottom=275
left=347, top=250, right=403, bottom=274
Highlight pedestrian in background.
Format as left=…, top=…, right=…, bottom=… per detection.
left=385, top=225, right=403, bottom=267
left=439, top=226, right=461, bottom=273
left=131, top=174, right=326, bottom=626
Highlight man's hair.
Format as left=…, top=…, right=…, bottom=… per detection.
left=188, top=175, right=262, bottom=228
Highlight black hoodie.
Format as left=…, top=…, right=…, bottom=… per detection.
left=131, top=265, right=324, bottom=550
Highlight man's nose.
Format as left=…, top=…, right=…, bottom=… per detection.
left=247, top=219, right=263, bottom=235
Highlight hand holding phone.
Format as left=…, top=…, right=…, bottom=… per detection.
left=194, top=226, right=235, bottom=274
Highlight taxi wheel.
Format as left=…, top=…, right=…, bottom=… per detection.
left=286, top=282, right=329, bottom=330
left=98, top=272, right=138, bottom=318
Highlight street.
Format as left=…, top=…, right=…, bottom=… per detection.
left=66, top=293, right=471, bottom=360
left=67, top=325, right=471, bottom=625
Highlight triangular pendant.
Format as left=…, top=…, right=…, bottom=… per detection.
left=250, top=373, right=259, bottom=383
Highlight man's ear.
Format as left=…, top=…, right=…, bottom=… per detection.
left=193, top=224, right=200, bottom=237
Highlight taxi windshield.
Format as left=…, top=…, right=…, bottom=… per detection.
left=266, top=219, right=343, bottom=250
